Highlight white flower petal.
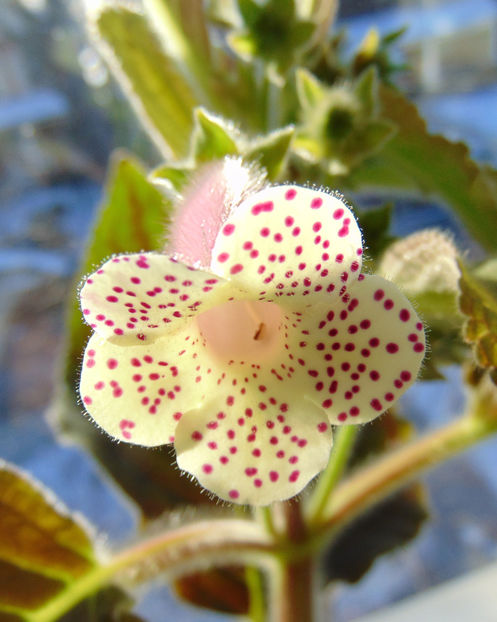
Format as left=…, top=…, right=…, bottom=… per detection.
left=80, top=328, right=217, bottom=446
left=210, top=186, right=363, bottom=309
left=81, top=253, right=235, bottom=345
left=175, top=390, right=332, bottom=505
left=291, top=274, right=425, bottom=423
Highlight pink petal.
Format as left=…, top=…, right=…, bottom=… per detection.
left=175, top=390, right=332, bottom=505
left=210, top=185, right=363, bottom=309
left=168, top=159, right=267, bottom=267
left=80, top=253, right=234, bottom=345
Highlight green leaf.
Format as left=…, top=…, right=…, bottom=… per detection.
left=348, top=86, right=497, bottom=252
left=228, top=31, right=258, bottom=60
left=60, top=586, right=145, bottom=622
left=353, top=66, right=378, bottom=117
left=149, top=164, right=191, bottom=193
left=191, top=108, right=239, bottom=162
left=244, top=125, right=294, bottom=179
left=237, top=0, right=260, bottom=27
left=0, top=461, right=96, bottom=618
left=344, top=119, right=396, bottom=161
left=357, top=203, right=395, bottom=259
left=95, top=7, right=197, bottom=157
left=295, top=68, right=326, bottom=112
left=459, top=261, right=497, bottom=379
left=473, top=257, right=497, bottom=283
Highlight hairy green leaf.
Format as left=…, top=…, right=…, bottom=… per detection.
left=0, top=462, right=94, bottom=618
left=459, top=261, right=497, bottom=380
left=357, top=203, right=394, bottom=260
left=244, top=125, right=294, bottom=180
left=95, top=7, right=197, bottom=157
left=348, top=86, right=497, bottom=252
left=191, top=108, right=239, bottom=162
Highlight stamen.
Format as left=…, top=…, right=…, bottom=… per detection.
left=254, top=323, right=265, bottom=341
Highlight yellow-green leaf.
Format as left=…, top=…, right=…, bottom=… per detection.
left=0, top=462, right=95, bottom=618
left=459, top=261, right=497, bottom=377
left=95, top=7, right=198, bottom=157
left=191, top=108, right=239, bottom=162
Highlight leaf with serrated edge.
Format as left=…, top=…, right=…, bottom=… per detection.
left=348, top=86, right=497, bottom=252
left=0, top=461, right=97, bottom=617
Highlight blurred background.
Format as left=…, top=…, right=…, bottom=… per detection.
left=1, top=0, right=497, bottom=619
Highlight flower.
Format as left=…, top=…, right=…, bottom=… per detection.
left=79, top=179, right=425, bottom=505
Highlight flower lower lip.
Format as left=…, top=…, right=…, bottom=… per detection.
left=196, top=300, right=284, bottom=364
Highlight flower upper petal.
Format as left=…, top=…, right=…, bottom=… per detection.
left=174, top=391, right=332, bottom=505
left=80, top=253, right=235, bottom=345
left=210, top=185, right=363, bottom=309
left=287, top=274, right=425, bottom=424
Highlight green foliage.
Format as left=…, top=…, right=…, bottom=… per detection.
left=459, top=261, right=497, bottom=381
left=95, top=7, right=198, bottom=157
left=357, top=203, right=395, bottom=260
left=348, top=86, right=497, bottom=252
left=0, top=462, right=97, bottom=620
left=230, top=0, right=315, bottom=74
left=243, top=125, right=295, bottom=179
left=150, top=108, right=294, bottom=184
left=295, top=68, right=396, bottom=175
left=352, top=27, right=408, bottom=81
left=191, top=108, right=239, bottom=162
left=36, top=0, right=497, bottom=617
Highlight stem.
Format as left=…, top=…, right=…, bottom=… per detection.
left=246, top=566, right=266, bottom=622
left=307, top=425, right=358, bottom=525
left=314, top=413, right=497, bottom=540
left=271, top=501, right=317, bottom=622
left=28, top=519, right=271, bottom=622
left=277, top=556, right=316, bottom=622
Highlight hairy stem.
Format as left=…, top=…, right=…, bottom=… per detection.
left=28, top=519, right=272, bottom=622
left=313, top=413, right=497, bottom=541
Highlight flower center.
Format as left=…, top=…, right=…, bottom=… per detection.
left=196, top=300, right=284, bottom=364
